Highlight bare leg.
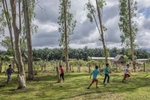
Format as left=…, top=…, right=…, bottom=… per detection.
left=96, top=81, right=98, bottom=88
left=87, top=82, right=93, bottom=89
left=6, top=78, right=9, bottom=84
left=122, top=77, right=126, bottom=82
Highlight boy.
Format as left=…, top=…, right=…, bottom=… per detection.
left=6, top=64, right=13, bottom=84
left=59, top=65, right=64, bottom=82
left=103, top=63, right=110, bottom=85
left=87, top=66, right=103, bottom=89
left=122, top=64, right=130, bottom=82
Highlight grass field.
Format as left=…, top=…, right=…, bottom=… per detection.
left=0, top=72, right=150, bottom=100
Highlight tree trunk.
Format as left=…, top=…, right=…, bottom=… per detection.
left=10, top=0, right=26, bottom=89
left=22, top=52, right=28, bottom=62
left=78, top=65, right=81, bottom=72
left=15, top=36, right=26, bottom=89
left=143, top=63, right=146, bottom=72
left=17, top=74, right=26, bottom=89
left=0, top=62, right=3, bottom=73
left=40, top=63, right=43, bottom=72
left=56, top=61, right=60, bottom=82
left=128, top=0, right=135, bottom=72
left=23, top=0, right=34, bottom=80
left=64, top=0, right=69, bottom=72
left=2, top=0, right=18, bottom=71
left=95, top=0, right=108, bottom=64
left=69, top=65, right=72, bottom=72
left=56, top=67, right=61, bottom=82
left=88, top=65, right=91, bottom=73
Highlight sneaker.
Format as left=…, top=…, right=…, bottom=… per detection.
left=104, top=83, right=107, bottom=86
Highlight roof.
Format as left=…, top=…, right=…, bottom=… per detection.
left=69, top=58, right=77, bottom=61
left=113, top=55, right=124, bottom=62
left=91, top=57, right=114, bottom=60
left=136, top=59, right=149, bottom=61
left=136, top=61, right=144, bottom=64
left=136, top=59, right=149, bottom=62
left=9, top=56, right=13, bottom=59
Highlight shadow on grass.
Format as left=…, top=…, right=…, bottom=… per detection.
left=36, top=73, right=89, bottom=82
left=58, top=74, right=150, bottom=100
left=0, top=73, right=150, bottom=100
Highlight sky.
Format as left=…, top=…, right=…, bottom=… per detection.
left=1, top=0, right=150, bottom=50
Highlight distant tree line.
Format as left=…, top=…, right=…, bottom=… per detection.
left=0, top=47, right=149, bottom=61
left=1, top=47, right=149, bottom=61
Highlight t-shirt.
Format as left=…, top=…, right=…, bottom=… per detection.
left=60, top=67, right=64, bottom=74
left=124, top=67, right=129, bottom=74
left=104, top=67, right=109, bottom=74
left=92, top=69, right=100, bottom=79
left=7, top=68, right=13, bottom=75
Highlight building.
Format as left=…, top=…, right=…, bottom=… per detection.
left=113, top=55, right=125, bottom=64
left=136, top=59, right=149, bottom=63
left=91, top=57, right=114, bottom=61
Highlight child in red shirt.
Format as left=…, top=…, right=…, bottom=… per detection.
left=59, top=65, right=64, bottom=82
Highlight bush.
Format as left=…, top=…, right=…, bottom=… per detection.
left=34, top=58, right=41, bottom=61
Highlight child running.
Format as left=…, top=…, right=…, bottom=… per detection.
left=87, top=66, right=103, bottom=89
left=122, top=64, right=130, bottom=82
left=103, top=63, right=110, bottom=86
left=6, top=64, right=13, bottom=84
left=59, top=65, right=64, bottom=82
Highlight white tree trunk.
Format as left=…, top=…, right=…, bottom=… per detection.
left=96, top=0, right=108, bottom=64
left=2, top=0, right=18, bottom=70
left=128, top=0, right=135, bottom=71
left=64, top=0, right=69, bottom=72
left=23, top=0, right=34, bottom=80
left=10, top=0, right=26, bottom=89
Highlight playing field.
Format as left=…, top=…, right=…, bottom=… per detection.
left=0, top=72, right=150, bottom=100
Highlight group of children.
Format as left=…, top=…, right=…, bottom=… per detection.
left=58, top=63, right=130, bottom=89
left=87, top=63, right=130, bottom=89
left=5, top=63, right=130, bottom=89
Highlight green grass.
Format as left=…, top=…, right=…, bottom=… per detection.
left=0, top=72, right=150, bottom=100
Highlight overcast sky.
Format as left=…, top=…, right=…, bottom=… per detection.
left=1, top=0, right=150, bottom=50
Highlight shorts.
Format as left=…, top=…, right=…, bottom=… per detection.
left=60, top=73, right=64, bottom=80
left=92, top=78, right=98, bottom=83
left=7, top=74, right=11, bottom=79
left=124, top=74, right=130, bottom=78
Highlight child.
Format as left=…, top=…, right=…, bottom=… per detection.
left=103, top=63, right=110, bottom=85
left=122, top=64, right=130, bottom=82
left=6, top=64, right=13, bottom=84
left=87, top=66, right=103, bottom=89
left=59, top=65, right=64, bottom=82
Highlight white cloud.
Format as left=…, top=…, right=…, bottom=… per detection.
left=1, top=0, right=150, bottom=51
left=32, top=0, right=150, bottom=50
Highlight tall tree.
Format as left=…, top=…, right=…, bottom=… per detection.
left=0, top=0, right=18, bottom=70
left=86, top=0, right=108, bottom=64
left=23, top=0, right=34, bottom=80
left=119, top=0, right=138, bottom=71
left=1, top=0, right=37, bottom=82
left=58, top=0, right=76, bottom=72
left=10, top=0, right=26, bottom=89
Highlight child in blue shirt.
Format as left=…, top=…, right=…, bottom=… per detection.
left=87, top=66, right=103, bottom=89
left=103, top=63, right=110, bottom=85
